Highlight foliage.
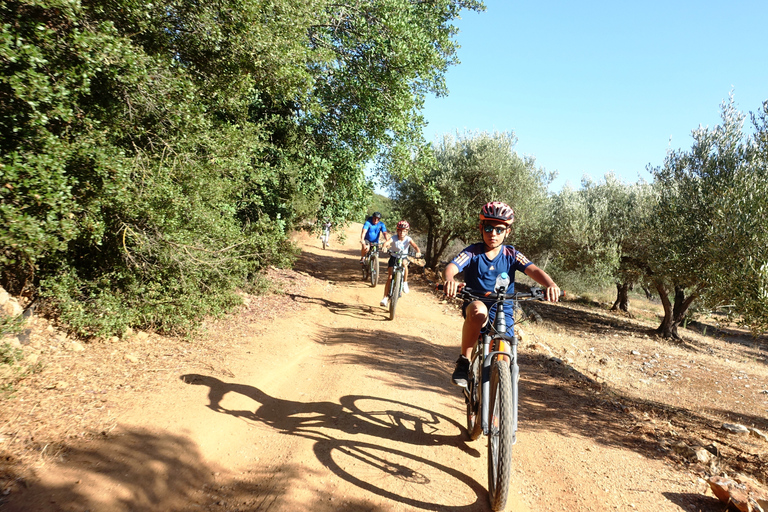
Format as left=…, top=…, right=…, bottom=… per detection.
left=1, top=0, right=482, bottom=336
left=647, top=95, right=768, bottom=337
left=0, top=340, right=42, bottom=397
left=387, top=131, right=554, bottom=269
left=548, top=174, right=656, bottom=302
left=367, top=193, right=395, bottom=224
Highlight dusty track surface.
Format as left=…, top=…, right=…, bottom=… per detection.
left=2, top=223, right=767, bottom=511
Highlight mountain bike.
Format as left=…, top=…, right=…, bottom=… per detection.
left=361, top=243, right=380, bottom=287
left=383, top=249, right=416, bottom=320
left=440, top=283, right=558, bottom=511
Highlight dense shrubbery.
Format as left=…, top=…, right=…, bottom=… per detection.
left=1, top=0, right=482, bottom=336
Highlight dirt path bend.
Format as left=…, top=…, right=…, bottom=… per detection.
left=3, top=224, right=724, bottom=512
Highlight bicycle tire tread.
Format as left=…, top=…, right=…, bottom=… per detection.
left=487, top=360, right=513, bottom=511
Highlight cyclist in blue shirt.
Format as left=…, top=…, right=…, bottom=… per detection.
left=443, top=201, right=561, bottom=387
left=360, top=212, right=389, bottom=264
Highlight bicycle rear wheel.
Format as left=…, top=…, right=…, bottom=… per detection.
left=465, top=350, right=482, bottom=441
left=370, top=253, right=379, bottom=287
left=487, top=359, right=513, bottom=511
left=389, top=271, right=401, bottom=320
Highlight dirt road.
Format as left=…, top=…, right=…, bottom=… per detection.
left=3, top=223, right=730, bottom=511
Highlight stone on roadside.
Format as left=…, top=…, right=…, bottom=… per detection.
left=70, top=341, right=85, bottom=352
left=708, top=475, right=768, bottom=512
left=722, top=423, right=750, bottom=434
left=1, top=296, right=23, bottom=318
left=124, top=353, right=139, bottom=363
left=4, top=337, right=21, bottom=349
left=693, top=447, right=712, bottom=464
left=528, top=342, right=553, bottom=356
left=749, top=428, right=768, bottom=443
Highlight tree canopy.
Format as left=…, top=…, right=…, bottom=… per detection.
left=387, top=131, right=553, bottom=268
left=0, top=0, right=483, bottom=336
left=645, top=97, right=768, bottom=337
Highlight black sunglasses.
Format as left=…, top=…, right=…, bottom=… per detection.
left=483, top=225, right=507, bottom=235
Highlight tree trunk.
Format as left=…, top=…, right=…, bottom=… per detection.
left=424, top=215, right=437, bottom=269
left=611, top=282, right=630, bottom=312
left=654, top=282, right=697, bottom=339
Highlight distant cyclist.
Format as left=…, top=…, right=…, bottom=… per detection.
left=321, top=218, right=332, bottom=248
left=380, top=220, right=421, bottom=307
left=360, top=212, right=389, bottom=264
left=443, top=201, right=560, bottom=387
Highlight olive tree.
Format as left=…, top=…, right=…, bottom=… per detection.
left=388, top=131, right=553, bottom=269
left=646, top=96, right=768, bottom=338
left=548, top=175, right=656, bottom=311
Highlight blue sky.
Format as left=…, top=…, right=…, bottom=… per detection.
left=419, top=0, right=768, bottom=192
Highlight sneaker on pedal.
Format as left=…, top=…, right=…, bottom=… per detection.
left=451, top=355, right=470, bottom=387
left=402, top=282, right=410, bottom=294
left=380, top=297, right=389, bottom=307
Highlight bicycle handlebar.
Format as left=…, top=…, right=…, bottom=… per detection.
left=435, top=284, right=563, bottom=302
left=385, top=250, right=422, bottom=258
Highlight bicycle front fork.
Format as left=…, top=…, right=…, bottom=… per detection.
left=480, top=333, right=518, bottom=436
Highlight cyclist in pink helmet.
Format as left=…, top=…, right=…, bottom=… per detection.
left=443, top=201, right=560, bottom=387
left=380, top=220, right=421, bottom=306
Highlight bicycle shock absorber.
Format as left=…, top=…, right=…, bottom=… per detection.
left=496, top=298, right=507, bottom=337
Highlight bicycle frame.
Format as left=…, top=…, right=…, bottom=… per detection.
left=462, top=287, right=544, bottom=438
left=387, top=250, right=409, bottom=298
left=365, top=243, right=380, bottom=266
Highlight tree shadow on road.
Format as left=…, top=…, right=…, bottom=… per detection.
left=295, top=245, right=372, bottom=285
left=307, top=326, right=458, bottom=396
left=0, top=428, right=211, bottom=512
left=517, top=350, right=768, bottom=487
left=662, top=492, right=723, bottom=512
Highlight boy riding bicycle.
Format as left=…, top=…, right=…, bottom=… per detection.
left=360, top=212, right=389, bottom=264
left=380, top=220, right=421, bottom=307
left=443, top=201, right=561, bottom=387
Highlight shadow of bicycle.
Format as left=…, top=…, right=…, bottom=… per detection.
left=181, top=374, right=493, bottom=511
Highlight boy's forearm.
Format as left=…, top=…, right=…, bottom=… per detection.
left=526, top=266, right=556, bottom=288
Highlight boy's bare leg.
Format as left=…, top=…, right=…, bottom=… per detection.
left=383, top=267, right=393, bottom=298
left=462, top=301, right=488, bottom=358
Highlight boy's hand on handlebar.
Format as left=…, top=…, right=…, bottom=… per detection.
left=443, top=279, right=461, bottom=298
left=545, top=284, right=561, bottom=302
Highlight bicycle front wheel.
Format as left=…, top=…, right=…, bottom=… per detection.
left=370, top=253, right=379, bottom=287
left=487, top=359, right=513, bottom=511
left=389, top=271, right=401, bottom=320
